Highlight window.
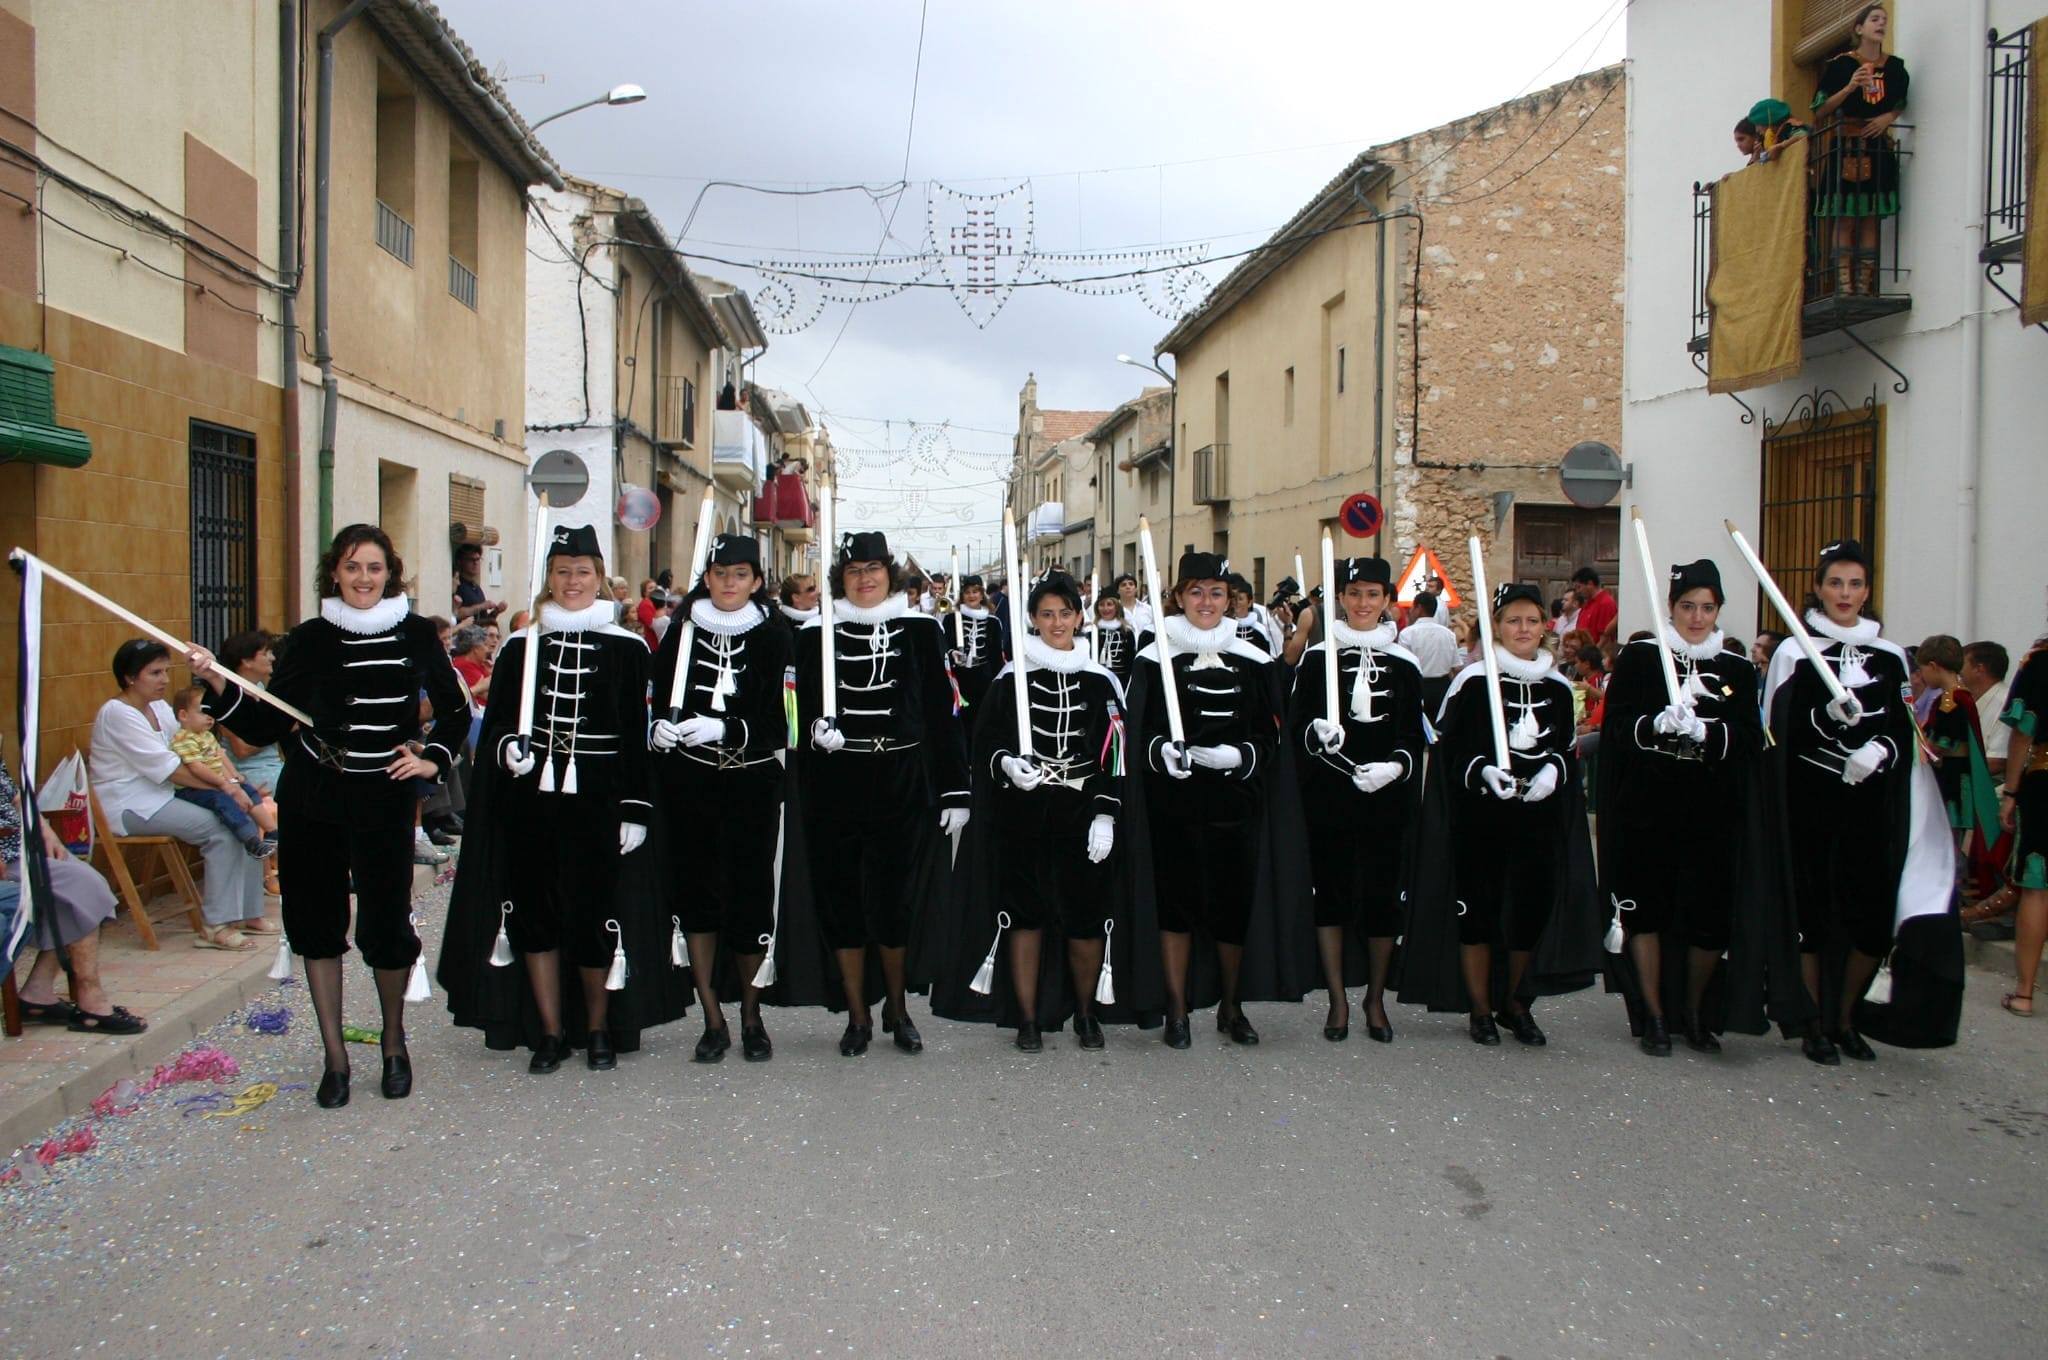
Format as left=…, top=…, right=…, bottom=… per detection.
left=1214, top=371, right=1230, bottom=446
left=1283, top=366, right=1295, bottom=427
left=1252, top=556, right=1266, bottom=598
left=374, top=64, right=415, bottom=265
left=1758, top=396, right=1883, bottom=630
left=1337, top=345, right=1348, bottom=395
left=447, top=142, right=479, bottom=308
left=190, top=421, right=258, bottom=648
left=448, top=473, right=485, bottom=533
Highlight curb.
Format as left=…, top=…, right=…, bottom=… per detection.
left=1961, top=932, right=2018, bottom=974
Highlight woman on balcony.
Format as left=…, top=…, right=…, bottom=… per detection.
left=1813, top=4, right=1908, bottom=296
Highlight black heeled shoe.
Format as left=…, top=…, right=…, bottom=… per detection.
left=1015, top=1020, right=1043, bottom=1053
left=1833, top=1029, right=1876, bottom=1062
left=890, top=1013, right=923, bottom=1054
left=1801, top=1025, right=1841, bottom=1066
left=1639, top=1017, right=1672, bottom=1057
left=315, top=1067, right=350, bottom=1108
left=1365, top=1008, right=1394, bottom=1043
left=586, top=1031, right=617, bottom=1071
left=1163, top=1014, right=1192, bottom=1049
left=740, top=1023, right=773, bottom=1062
left=380, top=1049, right=412, bottom=1100
left=1074, top=1015, right=1105, bottom=1051
left=839, top=1021, right=872, bottom=1057
left=1683, top=1021, right=1722, bottom=1054
left=1468, top=1013, right=1501, bottom=1046
left=1220, top=1008, right=1260, bottom=1046
left=694, top=1025, right=731, bottom=1064
left=529, top=1032, right=566, bottom=1074
left=1496, top=1008, right=1547, bottom=1047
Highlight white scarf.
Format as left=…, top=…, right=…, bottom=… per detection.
left=1021, top=634, right=1088, bottom=673
left=957, top=604, right=990, bottom=620
left=690, top=598, right=767, bottom=636
left=1332, top=619, right=1399, bottom=721
left=834, top=595, right=910, bottom=625
left=1662, top=625, right=1727, bottom=662
left=1492, top=643, right=1555, bottom=682
left=1805, top=610, right=1881, bottom=688
left=320, top=594, right=408, bottom=635
left=539, top=599, right=617, bottom=633
left=1164, top=613, right=1238, bottom=670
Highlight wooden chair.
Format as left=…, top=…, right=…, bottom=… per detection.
left=88, top=784, right=205, bottom=951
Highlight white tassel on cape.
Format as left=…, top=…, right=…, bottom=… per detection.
left=537, top=755, right=557, bottom=793
left=604, top=918, right=628, bottom=991
left=669, top=915, right=687, bottom=967
left=970, top=912, right=1011, bottom=996
left=267, top=935, right=293, bottom=982
left=560, top=758, right=579, bottom=795
left=1094, top=919, right=1117, bottom=1004
left=490, top=902, right=515, bottom=967
left=1604, top=895, right=1630, bottom=955
left=404, top=915, right=432, bottom=1001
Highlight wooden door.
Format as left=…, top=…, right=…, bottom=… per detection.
left=1512, top=505, right=1620, bottom=613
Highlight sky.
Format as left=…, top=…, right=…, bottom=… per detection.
left=439, top=0, right=1628, bottom=569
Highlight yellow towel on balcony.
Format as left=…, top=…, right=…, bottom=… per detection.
left=1706, top=137, right=1809, bottom=395
left=2024, top=19, right=2048, bottom=327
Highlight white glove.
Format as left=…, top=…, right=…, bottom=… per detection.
left=1352, top=760, right=1402, bottom=794
left=1086, top=814, right=1115, bottom=863
left=618, top=822, right=646, bottom=856
left=810, top=719, right=845, bottom=753
left=676, top=715, right=727, bottom=748
left=939, top=806, right=970, bottom=837
left=1521, top=763, right=1561, bottom=803
left=1000, top=755, right=1044, bottom=790
left=1187, top=744, right=1244, bottom=772
left=1841, top=741, right=1888, bottom=785
left=649, top=718, right=683, bottom=752
left=949, top=649, right=967, bottom=668
left=1653, top=703, right=1708, bottom=745
left=502, top=739, right=537, bottom=777
left=1824, top=692, right=1865, bottom=727
left=1160, top=743, right=1195, bottom=780
left=1480, top=764, right=1518, bottom=800
left=1309, top=718, right=1345, bottom=753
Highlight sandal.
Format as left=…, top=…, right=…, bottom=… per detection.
left=67, top=1006, right=147, bottom=1035
left=2003, top=992, right=2035, bottom=1018
left=18, top=999, right=77, bottom=1026
left=238, top=919, right=283, bottom=936
left=194, top=927, right=253, bottom=952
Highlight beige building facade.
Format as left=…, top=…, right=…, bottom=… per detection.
left=1086, top=387, right=1173, bottom=586
left=1005, top=374, right=1107, bottom=579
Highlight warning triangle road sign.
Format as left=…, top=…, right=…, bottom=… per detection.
left=1395, top=545, right=1461, bottom=608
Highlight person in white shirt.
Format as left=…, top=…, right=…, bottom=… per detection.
left=1398, top=591, right=1462, bottom=712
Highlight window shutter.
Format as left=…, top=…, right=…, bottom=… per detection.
left=1794, top=0, right=1870, bottom=66
left=448, top=474, right=485, bottom=528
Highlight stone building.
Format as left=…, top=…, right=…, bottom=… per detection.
left=1005, top=374, right=1108, bottom=577
left=1086, top=386, right=1174, bottom=585
left=1153, top=66, right=1625, bottom=616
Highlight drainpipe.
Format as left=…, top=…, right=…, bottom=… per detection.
left=313, top=0, right=372, bottom=553
left=278, top=0, right=301, bottom=617
left=1954, top=0, right=1992, bottom=637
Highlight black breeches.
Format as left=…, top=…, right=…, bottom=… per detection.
left=1452, top=799, right=1557, bottom=949
left=661, top=758, right=783, bottom=955
left=501, top=787, right=623, bottom=969
left=277, top=770, right=417, bottom=969
left=1147, top=776, right=1258, bottom=944
left=802, top=750, right=927, bottom=950
left=1611, top=811, right=1735, bottom=950
left=1785, top=769, right=1897, bottom=957
left=1307, top=816, right=1404, bottom=935
left=995, top=789, right=1110, bottom=939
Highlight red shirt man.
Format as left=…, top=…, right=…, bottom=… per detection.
left=1571, top=567, right=1617, bottom=645
left=634, top=579, right=660, bottom=646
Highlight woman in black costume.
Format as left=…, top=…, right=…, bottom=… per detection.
left=947, top=573, right=1007, bottom=719
left=1086, top=594, right=1136, bottom=686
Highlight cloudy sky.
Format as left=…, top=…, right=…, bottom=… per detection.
left=440, top=0, right=1627, bottom=568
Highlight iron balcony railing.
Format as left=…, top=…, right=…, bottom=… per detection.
left=1984, top=26, right=2030, bottom=262
left=375, top=199, right=414, bottom=266
left=448, top=256, right=478, bottom=309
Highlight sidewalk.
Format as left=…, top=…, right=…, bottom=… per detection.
left=2, top=862, right=442, bottom=1155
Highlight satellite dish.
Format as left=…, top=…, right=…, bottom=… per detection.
left=530, top=448, right=591, bottom=508
left=1559, top=441, right=1632, bottom=509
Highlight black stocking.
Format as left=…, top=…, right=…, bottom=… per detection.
left=305, top=956, right=347, bottom=1073
left=372, top=967, right=408, bottom=1057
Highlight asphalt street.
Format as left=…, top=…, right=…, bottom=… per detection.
left=2, top=883, right=2042, bottom=1359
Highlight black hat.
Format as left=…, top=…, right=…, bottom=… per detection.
left=1225, top=572, right=1254, bottom=595
left=1337, top=557, right=1393, bottom=588
left=1028, top=570, right=1084, bottom=615
left=960, top=573, right=984, bottom=589
left=1667, top=558, right=1724, bottom=605
left=837, top=530, right=892, bottom=566
left=1492, top=581, right=1544, bottom=615
left=1816, top=538, right=1870, bottom=574
left=547, top=523, right=603, bottom=561
left=708, top=534, right=760, bottom=569
left=1175, top=550, right=1229, bottom=584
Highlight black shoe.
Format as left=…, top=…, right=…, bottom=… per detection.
left=1801, top=1028, right=1841, bottom=1066
left=244, top=836, right=278, bottom=860
left=891, top=1015, right=923, bottom=1054
left=694, top=1025, right=731, bottom=1063
left=529, top=1033, right=566, bottom=1074
left=1221, top=1010, right=1260, bottom=1046
left=425, top=825, right=457, bottom=847
left=1639, top=1017, right=1672, bottom=1057
left=1469, top=1013, right=1501, bottom=1046
left=315, top=1067, right=350, bottom=1108
left=586, top=1031, right=617, bottom=1071
left=1496, top=1008, right=1547, bottom=1047
left=740, top=1023, right=773, bottom=1062
left=839, top=1021, right=872, bottom=1057
left=380, top=1050, right=411, bottom=1099
left=1366, top=1019, right=1395, bottom=1044
left=1834, top=1029, right=1876, bottom=1062
left=1163, top=1015, right=1192, bottom=1049
left=1075, top=1015, right=1105, bottom=1051
left=437, top=814, right=465, bottom=836
left=1323, top=1024, right=1348, bottom=1041
left=1015, top=1021, right=1043, bottom=1053
left=1683, top=1022, right=1722, bottom=1054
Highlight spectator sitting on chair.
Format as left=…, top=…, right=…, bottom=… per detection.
left=1, top=741, right=147, bottom=1034
left=168, top=686, right=278, bottom=859
left=89, top=640, right=272, bottom=951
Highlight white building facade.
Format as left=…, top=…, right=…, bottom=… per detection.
left=1623, top=1, right=2047, bottom=655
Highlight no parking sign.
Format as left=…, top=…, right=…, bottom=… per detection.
left=1338, top=492, right=1383, bottom=538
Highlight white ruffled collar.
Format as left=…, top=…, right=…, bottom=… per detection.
left=1805, top=609, right=1880, bottom=646
left=1164, top=613, right=1236, bottom=652
left=780, top=604, right=818, bottom=625
left=1021, top=635, right=1089, bottom=672
left=1492, top=643, right=1556, bottom=682
left=1663, top=625, right=1727, bottom=661
left=1331, top=618, right=1398, bottom=649
left=320, top=594, right=409, bottom=635
left=833, top=595, right=910, bottom=625
left=957, top=604, right=990, bottom=620
left=540, top=599, right=618, bottom=633
left=1090, top=618, right=1129, bottom=632
left=691, top=598, right=768, bottom=635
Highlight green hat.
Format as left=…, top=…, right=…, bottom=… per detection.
left=1748, top=98, right=1793, bottom=127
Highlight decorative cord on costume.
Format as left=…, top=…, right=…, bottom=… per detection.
left=490, top=903, right=515, bottom=966
left=782, top=665, right=799, bottom=748
left=604, top=919, right=628, bottom=991
left=1604, top=895, right=1632, bottom=954
left=970, top=912, right=1012, bottom=995
left=752, top=801, right=787, bottom=988
left=1095, top=919, right=1117, bottom=1004
left=1099, top=704, right=1126, bottom=776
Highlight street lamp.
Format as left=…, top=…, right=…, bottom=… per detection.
left=530, top=83, right=648, bottom=131
left=1115, top=352, right=1178, bottom=571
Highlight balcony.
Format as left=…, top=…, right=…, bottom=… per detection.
left=375, top=199, right=414, bottom=266
left=1983, top=27, right=2030, bottom=265
left=1191, top=443, right=1229, bottom=504
left=1689, top=118, right=1913, bottom=363
left=448, top=256, right=477, bottom=310
left=754, top=466, right=815, bottom=531
left=657, top=375, right=697, bottom=449
left=711, top=409, right=759, bottom=492
left=1029, top=501, right=1065, bottom=543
